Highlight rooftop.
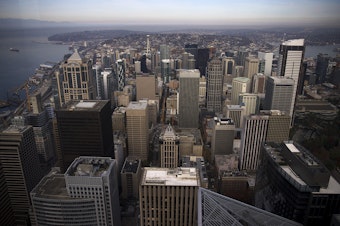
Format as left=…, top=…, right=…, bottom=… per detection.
left=127, top=101, right=147, bottom=110
left=62, top=100, right=109, bottom=112
left=65, top=156, right=114, bottom=177
left=121, top=159, right=141, bottom=174
left=2, top=125, right=30, bottom=134
left=282, top=39, right=305, bottom=46
left=31, top=170, right=71, bottom=199
left=233, top=77, right=250, bottom=83
left=269, top=76, right=295, bottom=84
left=141, top=167, right=200, bottom=186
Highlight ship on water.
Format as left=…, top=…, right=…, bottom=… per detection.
left=9, top=48, right=19, bottom=52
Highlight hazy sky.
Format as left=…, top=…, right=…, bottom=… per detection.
left=0, top=0, right=339, bottom=26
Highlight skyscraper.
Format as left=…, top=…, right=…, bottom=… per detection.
left=159, top=124, right=180, bottom=168
left=231, top=77, right=251, bottom=105
left=120, top=159, right=141, bottom=199
left=277, top=39, right=305, bottom=113
left=100, top=68, right=114, bottom=100
left=206, top=57, right=223, bottom=113
left=197, top=48, right=210, bottom=76
left=238, top=93, right=260, bottom=116
left=57, top=49, right=96, bottom=105
left=315, top=53, right=330, bottom=84
left=263, top=110, right=291, bottom=143
left=222, top=57, right=235, bottom=76
left=185, top=43, right=198, bottom=68
left=258, top=52, right=273, bottom=76
left=31, top=157, right=121, bottom=226
left=211, top=117, right=235, bottom=160
left=178, top=69, right=200, bottom=128
left=126, top=101, right=149, bottom=161
left=244, top=57, right=259, bottom=79
left=240, top=115, right=269, bottom=171
left=65, top=157, right=121, bottom=226
left=116, top=59, right=125, bottom=91
left=0, top=124, right=43, bottom=225
left=224, top=105, right=246, bottom=130
left=55, top=100, right=113, bottom=171
left=139, top=167, right=200, bottom=226
left=263, top=76, right=295, bottom=116
left=256, top=141, right=340, bottom=225
left=30, top=169, right=98, bottom=226
left=160, top=44, right=170, bottom=61
left=161, top=59, right=171, bottom=83
left=252, top=73, right=266, bottom=94
left=136, top=74, right=157, bottom=101
left=25, top=93, right=56, bottom=173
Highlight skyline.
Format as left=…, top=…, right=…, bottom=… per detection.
left=0, top=0, right=339, bottom=27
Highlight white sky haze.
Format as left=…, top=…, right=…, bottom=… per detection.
left=0, top=0, right=339, bottom=27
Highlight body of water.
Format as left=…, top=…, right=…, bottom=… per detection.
left=0, top=28, right=72, bottom=100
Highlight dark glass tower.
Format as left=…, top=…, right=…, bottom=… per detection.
left=55, top=100, right=113, bottom=171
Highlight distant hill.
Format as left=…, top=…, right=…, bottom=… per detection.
left=48, top=30, right=148, bottom=42
left=0, top=18, right=74, bottom=29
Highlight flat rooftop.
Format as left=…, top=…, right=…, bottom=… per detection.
left=141, top=167, right=200, bottom=186
left=127, top=101, right=147, bottom=110
left=31, top=171, right=71, bottom=200
left=2, top=125, right=29, bottom=134
left=65, top=156, right=114, bottom=177
left=282, top=39, right=304, bottom=46
left=62, top=100, right=109, bottom=112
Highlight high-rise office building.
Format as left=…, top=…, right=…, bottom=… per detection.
left=31, top=157, right=121, bottom=226
left=126, top=101, right=149, bottom=160
left=65, top=157, right=121, bottom=226
left=222, top=57, right=235, bottom=76
left=211, top=117, right=235, bottom=160
left=263, top=76, right=295, bottom=116
left=30, top=169, right=98, bottom=226
left=135, top=60, right=141, bottom=73
left=139, top=167, right=200, bottom=226
left=159, top=124, right=180, bottom=168
left=185, top=43, right=198, bottom=67
left=160, top=44, right=170, bottom=61
left=161, top=59, right=171, bottom=83
left=116, top=59, right=125, bottom=91
left=240, top=115, right=269, bottom=171
left=136, top=74, right=157, bottom=101
left=224, top=105, right=246, bottom=129
left=258, top=52, right=273, bottom=76
left=57, top=49, right=95, bottom=106
left=236, top=50, right=249, bottom=67
left=197, top=48, right=210, bottom=76
left=252, top=73, right=266, bottom=94
left=178, top=70, right=200, bottom=128
left=112, top=107, right=126, bottom=133
left=100, top=68, right=114, bottom=100
left=244, top=57, right=259, bottom=79
left=0, top=124, right=43, bottom=225
left=55, top=100, right=113, bottom=171
left=121, top=159, right=141, bottom=199
left=182, top=52, right=189, bottom=69
left=262, top=110, right=291, bottom=143
left=238, top=93, right=260, bottom=116
left=315, top=53, right=330, bottom=84
left=207, top=57, right=223, bottom=113
left=0, top=161, right=15, bottom=226
left=277, top=39, right=305, bottom=112
left=199, top=76, right=207, bottom=107
left=256, top=141, right=340, bottom=225
left=231, top=77, right=251, bottom=105
left=25, top=93, right=56, bottom=173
